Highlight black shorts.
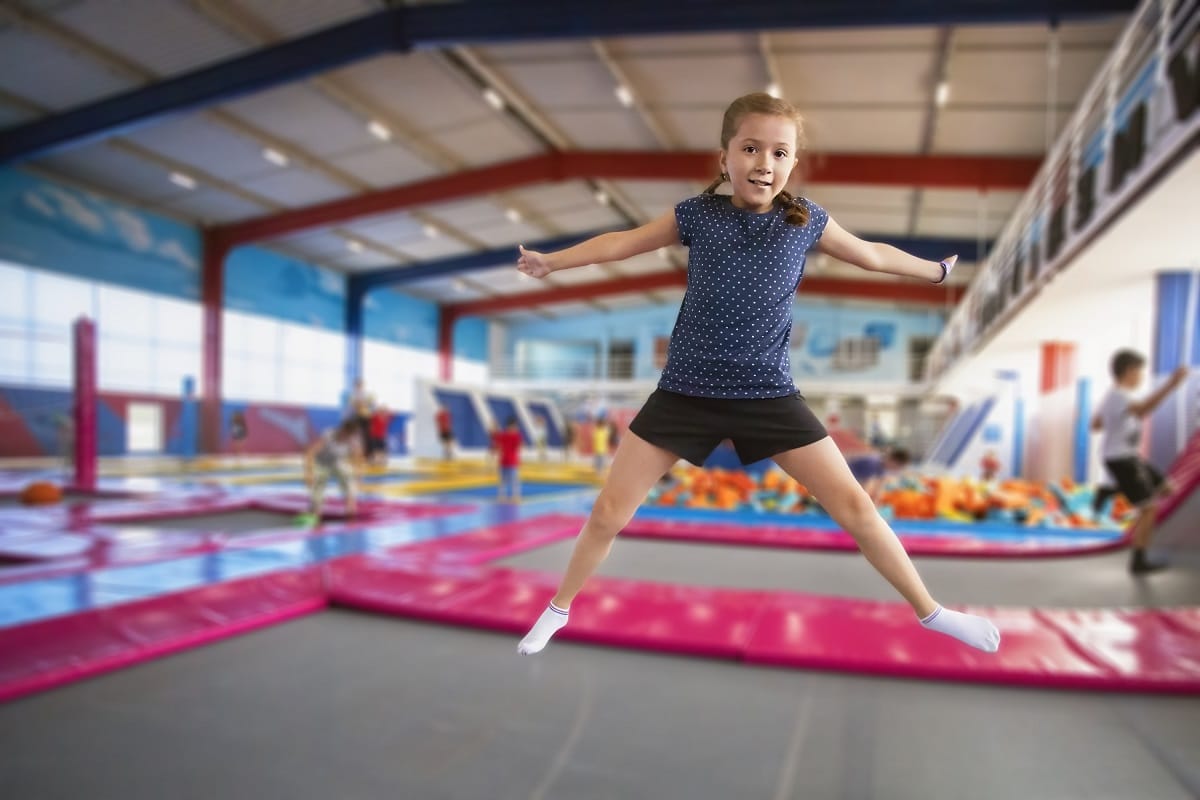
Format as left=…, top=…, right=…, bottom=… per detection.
left=1104, top=457, right=1166, bottom=506
left=439, top=430, right=454, bottom=443
left=628, top=388, right=828, bottom=466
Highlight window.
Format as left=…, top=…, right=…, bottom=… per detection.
left=222, top=310, right=346, bottom=407
left=0, top=259, right=203, bottom=396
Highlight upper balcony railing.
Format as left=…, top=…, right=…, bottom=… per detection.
left=926, top=0, right=1199, bottom=382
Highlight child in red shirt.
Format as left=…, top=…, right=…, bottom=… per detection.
left=493, top=417, right=523, bottom=502
left=368, top=405, right=390, bottom=466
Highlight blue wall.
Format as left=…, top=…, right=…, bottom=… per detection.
left=506, top=301, right=944, bottom=382
left=362, top=288, right=484, bottom=361
left=363, top=287, right=439, bottom=350
left=0, top=168, right=200, bottom=299
left=455, top=318, right=488, bottom=362
left=225, top=246, right=346, bottom=331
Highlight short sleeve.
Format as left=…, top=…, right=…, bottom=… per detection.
left=674, top=196, right=703, bottom=247
left=802, top=198, right=830, bottom=243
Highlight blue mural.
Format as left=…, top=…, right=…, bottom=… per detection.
left=455, top=317, right=489, bottom=362
left=0, top=168, right=200, bottom=299
left=363, top=288, right=438, bottom=350
left=225, top=246, right=346, bottom=332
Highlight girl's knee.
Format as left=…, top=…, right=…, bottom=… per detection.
left=588, top=493, right=633, bottom=536
left=828, top=486, right=879, bottom=530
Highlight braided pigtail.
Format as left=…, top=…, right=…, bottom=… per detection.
left=776, top=189, right=811, bottom=226
left=703, top=172, right=728, bottom=194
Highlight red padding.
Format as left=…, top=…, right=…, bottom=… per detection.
left=330, top=556, right=1200, bottom=693
left=0, top=568, right=326, bottom=704
left=622, top=518, right=1126, bottom=558
left=1157, top=429, right=1200, bottom=523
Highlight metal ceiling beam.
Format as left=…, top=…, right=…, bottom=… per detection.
left=213, top=150, right=1039, bottom=246
left=447, top=269, right=965, bottom=317
left=0, top=0, right=1135, bottom=164
left=349, top=230, right=609, bottom=293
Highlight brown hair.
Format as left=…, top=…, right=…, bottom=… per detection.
left=1110, top=349, right=1145, bottom=380
left=702, top=92, right=810, bottom=226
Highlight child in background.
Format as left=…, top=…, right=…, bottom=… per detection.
left=302, top=419, right=364, bottom=524
left=563, top=420, right=575, bottom=462
left=436, top=405, right=454, bottom=461
left=980, top=450, right=1001, bottom=482
left=1091, top=351, right=1188, bottom=573
left=533, top=417, right=548, bottom=462
left=229, top=411, right=248, bottom=459
left=493, top=417, right=523, bottom=502
left=368, top=405, right=390, bottom=466
left=591, top=415, right=611, bottom=474
left=864, top=447, right=912, bottom=504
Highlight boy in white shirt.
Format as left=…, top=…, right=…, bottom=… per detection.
left=1091, top=350, right=1189, bottom=573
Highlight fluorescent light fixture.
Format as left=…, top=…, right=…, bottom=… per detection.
left=766, top=82, right=782, bottom=98
left=935, top=80, right=950, bottom=107
left=423, top=223, right=440, bottom=238
left=615, top=84, right=634, bottom=107
left=367, top=120, right=392, bottom=141
left=169, top=171, right=197, bottom=190
left=346, top=239, right=365, bottom=254
left=482, top=87, right=505, bottom=111
left=594, top=189, right=610, bottom=206
left=505, top=208, right=522, bottom=223
left=262, top=147, right=289, bottom=167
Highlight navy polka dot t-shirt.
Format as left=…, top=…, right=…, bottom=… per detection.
left=659, top=193, right=829, bottom=399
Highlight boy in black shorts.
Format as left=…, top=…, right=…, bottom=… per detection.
left=1091, top=350, right=1189, bottom=573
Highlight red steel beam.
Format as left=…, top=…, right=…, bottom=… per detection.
left=214, top=151, right=1041, bottom=246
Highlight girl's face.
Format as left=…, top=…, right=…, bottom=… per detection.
left=720, top=113, right=799, bottom=213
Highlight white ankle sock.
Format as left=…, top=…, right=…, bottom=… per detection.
left=920, top=605, right=1001, bottom=652
left=518, top=602, right=569, bottom=655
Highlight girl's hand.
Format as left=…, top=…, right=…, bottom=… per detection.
left=518, top=245, right=554, bottom=279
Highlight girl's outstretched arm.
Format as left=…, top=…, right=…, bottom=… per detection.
left=518, top=210, right=680, bottom=278
left=816, top=217, right=956, bottom=283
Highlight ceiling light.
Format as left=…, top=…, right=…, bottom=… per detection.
left=346, top=239, right=365, bottom=254
left=262, top=147, right=289, bottom=167
left=482, top=88, right=505, bottom=111
left=505, top=208, right=522, bottom=224
left=935, top=80, right=950, bottom=107
left=367, top=120, right=392, bottom=141
left=766, top=82, right=782, bottom=98
left=169, top=171, right=196, bottom=190
left=614, top=84, right=634, bottom=107
left=594, top=189, right=610, bottom=206
left=423, top=223, right=440, bottom=238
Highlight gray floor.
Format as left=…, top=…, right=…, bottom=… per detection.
left=121, top=510, right=300, bottom=534
left=0, top=611, right=1197, bottom=800
left=500, top=540, right=1200, bottom=608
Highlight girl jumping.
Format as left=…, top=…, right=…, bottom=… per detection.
left=516, top=93, right=1000, bottom=656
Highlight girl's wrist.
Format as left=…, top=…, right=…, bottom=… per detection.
left=933, top=260, right=949, bottom=284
